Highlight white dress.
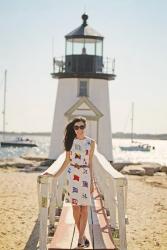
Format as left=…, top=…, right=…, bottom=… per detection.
left=66, top=136, right=93, bottom=206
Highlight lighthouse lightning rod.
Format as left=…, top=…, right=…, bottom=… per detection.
left=52, top=36, right=55, bottom=73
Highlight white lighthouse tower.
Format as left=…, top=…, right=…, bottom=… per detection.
left=49, top=13, right=116, bottom=161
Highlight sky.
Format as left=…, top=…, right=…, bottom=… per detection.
left=0, top=0, right=167, bottom=134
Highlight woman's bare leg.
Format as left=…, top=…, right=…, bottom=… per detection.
left=72, top=205, right=81, bottom=232
left=79, top=205, right=88, bottom=241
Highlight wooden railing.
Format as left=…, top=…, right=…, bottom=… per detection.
left=37, top=147, right=128, bottom=250
left=37, top=153, right=66, bottom=250
left=93, top=150, right=128, bottom=250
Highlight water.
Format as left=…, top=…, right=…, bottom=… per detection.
left=0, top=135, right=167, bottom=165
left=113, top=138, right=167, bottom=165
left=0, top=135, right=50, bottom=159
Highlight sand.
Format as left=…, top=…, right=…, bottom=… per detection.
left=126, top=175, right=167, bottom=250
left=0, top=168, right=39, bottom=250
left=0, top=167, right=166, bottom=250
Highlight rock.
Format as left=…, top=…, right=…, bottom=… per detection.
left=113, top=162, right=141, bottom=171
left=160, top=166, right=167, bottom=173
left=141, top=163, right=161, bottom=172
left=140, top=164, right=155, bottom=176
left=34, top=166, right=49, bottom=171
left=0, top=156, right=55, bottom=173
left=121, top=165, right=145, bottom=176
left=154, top=172, right=167, bottom=176
left=19, top=165, right=39, bottom=172
left=113, top=163, right=127, bottom=171
left=40, top=159, right=55, bottom=167
left=21, top=154, right=48, bottom=161
left=0, top=157, right=40, bottom=169
left=126, top=163, right=162, bottom=176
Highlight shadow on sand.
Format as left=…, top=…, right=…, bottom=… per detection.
left=24, top=217, right=40, bottom=250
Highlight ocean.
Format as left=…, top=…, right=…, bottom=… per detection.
left=0, top=135, right=50, bottom=159
left=0, top=135, right=167, bottom=165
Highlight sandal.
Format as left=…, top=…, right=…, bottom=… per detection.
left=77, top=239, right=85, bottom=248
left=83, top=236, right=90, bottom=247
left=77, top=242, right=85, bottom=248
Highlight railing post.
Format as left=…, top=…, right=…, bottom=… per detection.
left=124, top=177, right=129, bottom=224
left=39, top=176, right=49, bottom=250
left=116, top=180, right=127, bottom=250
left=49, top=177, right=58, bottom=226
left=108, top=178, right=117, bottom=229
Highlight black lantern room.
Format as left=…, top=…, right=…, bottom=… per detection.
left=52, top=14, right=116, bottom=80
left=65, top=13, right=103, bottom=74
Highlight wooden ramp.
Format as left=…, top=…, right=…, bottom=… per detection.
left=48, top=181, right=116, bottom=249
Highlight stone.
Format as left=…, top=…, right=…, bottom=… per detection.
left=154, top=172, right=166, bottom=176
left=40, top=159, right=55, bottom=166
left=140, top=164, right=156, bottom=176
left=142, top=162, right=161, bottom=171
left=160, top=166, right=167, bottom=173
left=0, top=157, right=35, bottom=168
left=21, top=154, right=48, bottom=161
left=113, top=163, right=127, bottom=171
left=121, top=165, right=145, bottom=176
left=113, top=162, right=140, bottom=172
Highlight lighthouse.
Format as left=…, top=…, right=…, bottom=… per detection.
left=49, top=13, right=116, bottom=161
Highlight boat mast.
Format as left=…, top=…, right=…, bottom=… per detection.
left=131, top=102, right=134, bottom=143
left=2, top=70, right=7, bottom=141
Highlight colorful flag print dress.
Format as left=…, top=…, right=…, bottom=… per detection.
left=66, top=136, right=92, bottom=206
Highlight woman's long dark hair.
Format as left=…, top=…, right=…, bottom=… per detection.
left=64, top=116, right=86, bottom=151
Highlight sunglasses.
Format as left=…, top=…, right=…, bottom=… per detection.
left=74, top=125, right=85, bottom=130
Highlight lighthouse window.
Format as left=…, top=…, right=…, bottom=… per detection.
left=96, top=40, right=103, bottom=56
left=78, top=80, right=88, bottom=97
left=66, top=40, right=73, bottom=55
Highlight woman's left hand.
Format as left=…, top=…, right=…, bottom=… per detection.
left=90, top=182, right=94, bottom=193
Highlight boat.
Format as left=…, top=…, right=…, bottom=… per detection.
left=120, top=142, right=152, bottom=152
left=119, top=103, right=155, bottom=152
left=0, top=70, right=37, bottom=148
left=1, top=136, right=37, bottom=148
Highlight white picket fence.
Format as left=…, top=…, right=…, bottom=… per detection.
left=37, top=147, right=128, bottom=250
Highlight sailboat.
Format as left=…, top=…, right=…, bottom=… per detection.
left=0, top=70, right=37, bottom=148
left=119, top=103, right=154, bottom=152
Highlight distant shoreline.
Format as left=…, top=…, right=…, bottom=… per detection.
left=0, top=131, right=167, bottom=140
left=112, top=132, right=167, bottom=140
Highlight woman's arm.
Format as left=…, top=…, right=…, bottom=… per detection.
left=44, top=151, right=70, bottom=178
left=54, top=151, right=70, bottom=178
left=89, top=140, right=95, bottom=183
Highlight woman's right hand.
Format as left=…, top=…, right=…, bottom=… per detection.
left=43, top=172, right=53, bottom=177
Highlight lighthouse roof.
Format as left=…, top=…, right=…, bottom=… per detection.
left=65, top=13, right=103, bottom=41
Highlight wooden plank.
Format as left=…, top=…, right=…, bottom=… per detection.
left=91, top=183, right=116, bottom=249
left=70, top=225, right=78, bottom=249
left=63, top=203, right=75, bottom=224
left=48, top=204, right=75, bottom=249
left=49, top=223, right=75, bottom=249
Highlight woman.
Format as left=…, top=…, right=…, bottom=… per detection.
left=44, top=116, right=95, bottom=248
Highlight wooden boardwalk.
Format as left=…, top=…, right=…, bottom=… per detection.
left=48, top=180, right=116, bottom=249
left=38, top=150, right=128, bottom=250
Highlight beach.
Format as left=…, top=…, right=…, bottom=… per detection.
left=126, top=175, right=167, bottom=250
left=0, top=168, right=39, bottom=250
left=0, top=167, right=167, bottom=250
